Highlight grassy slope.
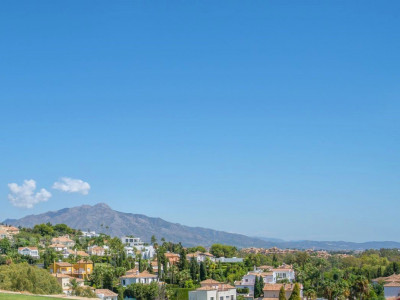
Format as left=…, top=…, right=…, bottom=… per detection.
left=0, top=294, right=67, bottom=300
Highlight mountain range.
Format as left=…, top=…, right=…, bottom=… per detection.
left=4, top=203, right=400, bottom=251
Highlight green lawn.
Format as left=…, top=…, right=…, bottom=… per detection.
left=0, top=293, right=67, bottom=300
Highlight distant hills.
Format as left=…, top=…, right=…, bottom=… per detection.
left=4, top=203, right=400, bottom=250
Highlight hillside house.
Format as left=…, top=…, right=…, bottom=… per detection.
left=186, top=251, right=216, bottom=263
left=215, top=257, right=243, bottom=263
left=120, top=270, right=158, bottom=286
left=81, top=231, right=99, bottom=238
left=88, top=245, right=106, bottom=256
left=52, top=273, right=85, bottom=295
left=235, top=270, right=273, bottom=295
left=121, top=236, right=144, bottom=247
left=165, top=252, right=180, bottom=266
left=271, top=264, right=296, bottom=283
left=50, top=260, right=93, bottom=280
left=18, top=247, right=39, bottom=259
left=189, top=279, right=237, bottom=300
left=51, top=236, right=75, bottom=248
left=49, top=244, right=68, bottom=252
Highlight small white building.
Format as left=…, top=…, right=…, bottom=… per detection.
left=18, top=247, right=39, bottom=259
left=235, top=270, right=273, bottom=295
left=189, top=279, right=236, bottom=300
left=51, top=236, right=75, bottom=249
left=137, top=245, right=155, bottom=259
left=215, top=257, right=243, bottom=263
left=187, top=251, right=216, bottom=263
left=124, top=246, right=136, bottom=258
left=95, top=289, right=118, bottom=300
left=384, top=282, right=400, bottom=298
left=88, top=245, right=106, bottom=256
left=121, top=236, right=144, bottom=247
left=81, top=231, right=99, bottom=238
left=120, top=270, right=158, bottom=286
left=271, top=264, right=296, bottom=283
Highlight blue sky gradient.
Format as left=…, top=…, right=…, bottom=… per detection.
left=1, top=1, right=399, bottom=241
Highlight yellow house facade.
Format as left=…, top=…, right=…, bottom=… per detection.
left=50, top=260, right=93, bottom=280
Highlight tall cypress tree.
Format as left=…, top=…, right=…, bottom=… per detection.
left=258, top=276, right=265, bottom=297
left=279, top=286, right=287, bottom=300
left=254, top=276, right=263, bottom=298
left=288, top=283, right=301, bottom=300
left=200, top=261, right=207, bottom=281
left=178, top=248, right=188, bottom=271
left=190, top=257, right=198, bottom=281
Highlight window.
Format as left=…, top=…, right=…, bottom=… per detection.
left=122, top=280, right=126, bottom=285
left=220, top=297, right=223, bottom=300
left=210, top=298, right=214, bottom=300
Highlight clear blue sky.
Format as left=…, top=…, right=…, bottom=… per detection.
left=1, top=1, right=399, bottom=242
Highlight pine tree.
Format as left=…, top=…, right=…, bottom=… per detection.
left=288, top=283, right=301, bottom=300
left=279, top=286, right=287, bottom=300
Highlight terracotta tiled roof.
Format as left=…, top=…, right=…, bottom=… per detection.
left=196, top=283, right=235, bottom=291
left=126, top=267, right=139, bottom=274
left=50, top=243, right=67, bottom=248
left=385, top=281, right=400, bottom=287
left=18, top=247, right=38, bottom=250
left=121, top=270, right=157, bottom=279
left=95, top=289, right=118, bottom=297
left=55, top=262, right=72, bottom=267
left=201, top=279, right=221, bottom=285
left=196, top=286, right=216, bottom=291
left=263, top=283, right=301, bottom=291
left=76, top=259, right=93, bottom=263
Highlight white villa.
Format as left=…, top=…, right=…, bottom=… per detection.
left=186, top=251, right=216, bottom=263
left=189, top=279, right=236, bottom=300
left=18, top=247, right=39, bottom=259
left=235, top=264, right=296, bottom=296
left=119, top=270, right=158, bottom=286
left=270, top=264, right=296, bottom=283
left=81, top=231, right=99, bottom=238
left=215, top=257, right=243, bottom=263
left=121, top=236, right=144, bottom=247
